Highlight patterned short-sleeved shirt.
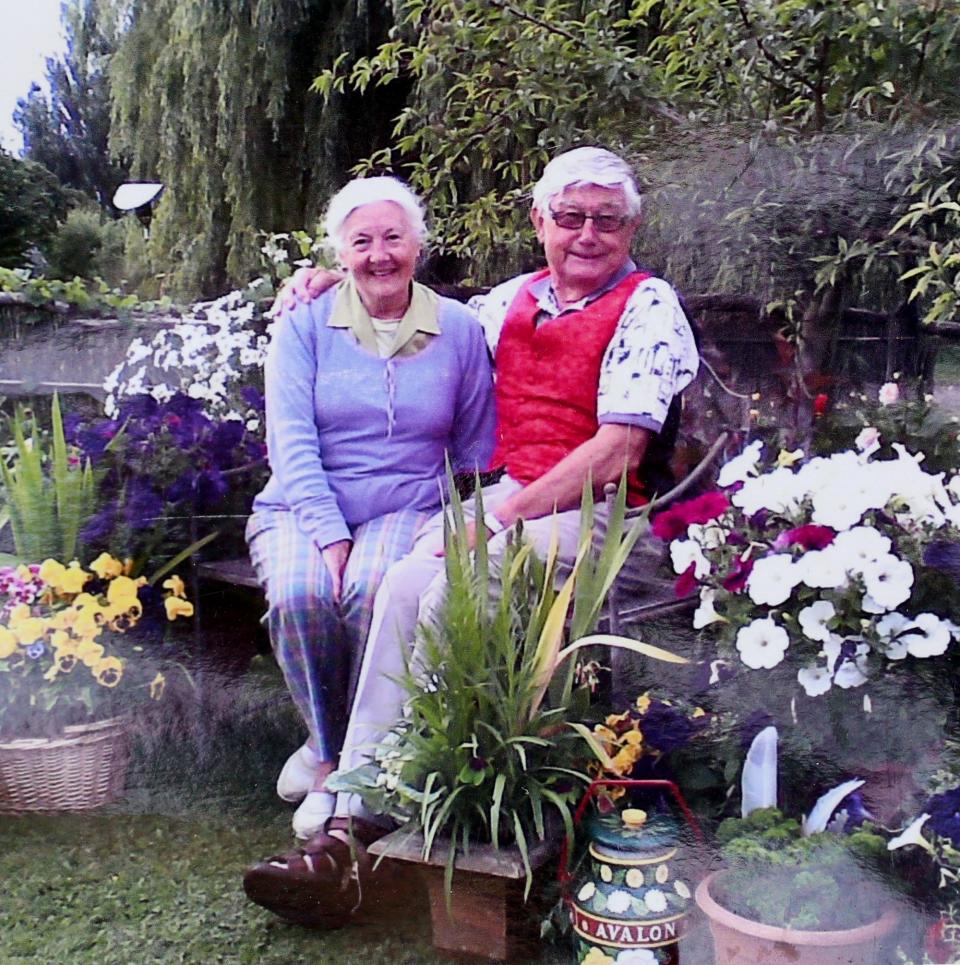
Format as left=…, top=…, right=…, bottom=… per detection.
left=467, top=262, right=700, bottom=432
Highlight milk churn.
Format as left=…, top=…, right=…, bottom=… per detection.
left=565, top=780, right=700, bottom=965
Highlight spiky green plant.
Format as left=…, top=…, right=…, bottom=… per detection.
left=330, top=472, right=685, bottom=899
left=0, top=394, right=100, bottom=562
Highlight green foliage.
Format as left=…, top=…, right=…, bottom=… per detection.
left=329, top=473, right=659, bottom=897
left=0, top=151, right=74, bottom=269
left=0, top=395, right=100, bottom=562
left=713, top=807, right=895, bottom=930
left=46, top=207, right=126, bottom=282
left=0, top=266, right=173, bottom=317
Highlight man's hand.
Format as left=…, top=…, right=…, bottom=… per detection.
left=270, top=266, right=345, bottom=315
left=434, top=514, right=507, bottom=556
left=321, top=539, right=352, bottom=602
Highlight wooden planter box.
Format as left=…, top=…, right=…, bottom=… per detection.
left=369, top=825, right=559, bottom=962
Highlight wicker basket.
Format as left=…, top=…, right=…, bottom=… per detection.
left=0, top=717, right=130, bottom=814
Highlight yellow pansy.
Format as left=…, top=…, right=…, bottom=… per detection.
left=89, top=553, right=124, bottom=580
left=73, top=608, right=103, bottom=637
left=13, top=617, right=47, bottom=646
left=7, top=603, right=30, bottom=624
left=107, top=575, right=145, bottom=608
left=39, top=558, right=67, bottom=587
left=93, top=656, right=123, bottom=688
left=623, top=730, right=643, bottom=747
left=692, top=707, right=706, bottom=718
left=162, top=574, right=187, bottom=598
left=59, top=562, right=91, bottom=594
left=635, top=692, right=651, bottom=714
left=0, top=628, right=19, bottom=659
left=149, top=672, right=166, bottom=700
left=164, top=596, right=195, bottom=621
left=77, top=640, right=105, bottom=667
left=610, top=744, right=642, bottom=775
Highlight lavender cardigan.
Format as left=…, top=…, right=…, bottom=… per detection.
left=253, top=290, right=496, bottom=549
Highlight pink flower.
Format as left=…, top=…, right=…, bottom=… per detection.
left=774, top=525, right=836, bottom=551
left=723, top=556, right=754, bottom=593
left=652, top=492, right=730, bottom=541
left=675, top=563, right=699, bottom=597
left=878, top=382, right=900, bottom=406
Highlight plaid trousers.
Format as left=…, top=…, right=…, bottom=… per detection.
left=246, top=506, right=431, bottom=761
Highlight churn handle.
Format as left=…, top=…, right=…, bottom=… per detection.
left=558, top=778, right=704, bottom=888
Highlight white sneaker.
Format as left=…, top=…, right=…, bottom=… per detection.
left=292, top=791, right=336, bottom=840
left=276, top=744, right=321, bottom=803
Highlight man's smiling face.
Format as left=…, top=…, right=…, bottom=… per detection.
left=531, top=183, right=639, bottom=303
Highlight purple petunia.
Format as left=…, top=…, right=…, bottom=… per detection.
left=927, top=787, right=960, bottom=847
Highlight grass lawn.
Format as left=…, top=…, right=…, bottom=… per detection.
left=0, top=658, right=576, bottom=964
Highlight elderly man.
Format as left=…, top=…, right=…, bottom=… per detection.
left=243, top=146, right=699, bottom=926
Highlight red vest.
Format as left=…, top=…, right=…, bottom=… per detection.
left=489, top=268, right=650, bottom=502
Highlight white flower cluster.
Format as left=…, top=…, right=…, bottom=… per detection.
left=674, top=442, right=960, bottom=697
left=102, top=290, right=270, bottom=427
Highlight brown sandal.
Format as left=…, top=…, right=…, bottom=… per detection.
left=243, top=819, right=387, bottom=929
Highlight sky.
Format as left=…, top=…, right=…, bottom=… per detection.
left=0, top=0, right=66, bottom=153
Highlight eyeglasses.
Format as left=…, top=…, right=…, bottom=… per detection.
left=548, top=208, right=631, bottom=233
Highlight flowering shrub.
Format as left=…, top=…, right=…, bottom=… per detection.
left=813, top=377, right=960, bottom=476
left=0, top=556, right=193, bottom=738
left=656, top=442, right=960, bottom=700
left=103, top=290, right=269, bottom=429
left=65, top=391, right=267, bottom=570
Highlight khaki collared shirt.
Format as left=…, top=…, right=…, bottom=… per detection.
left=328, top=276, right=441, bottom=358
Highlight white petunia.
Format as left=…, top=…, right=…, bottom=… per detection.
left=736, top=618, right=790, bottom=669
left=693, top=588, right=724, bottom=629
left=834, top=657, right=869, bottom=689
left=876, top=612, right=911, bottom=660
left=733, top=467, right=802, bottom=516
left=606, top=890, right=632, bottom=914
left=796, top=547, right=848, bottom=590
left=798, top=664, right=832, bottom=697
left=900, top=613, right=952, bottom=658
left=687, top=521, right=726, bottom=549
left=832, top=527, right=892, bottom=573
left=798, top=601, right=836, bottom=642
left=855, top=426, right=881, bottom=457
left=717, top=440, right=763, bottom=488
left=670, top=539, right=710, bottom=579
left=747, top=554, right=801, bottom=606
left=862, top=555, right=914, bottom=611
left=643, top=889, right=667, bottom=913
left=888, top=813, right=933, bottom=853
left=810, top=486, right=872, bottom=531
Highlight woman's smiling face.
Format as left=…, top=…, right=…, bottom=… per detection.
left=338, top=201, right=421, bottom=317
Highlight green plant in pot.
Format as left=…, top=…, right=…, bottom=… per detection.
left=328, top=475, right=685, bottom=958
left=696, top=794, right=905, bottom=963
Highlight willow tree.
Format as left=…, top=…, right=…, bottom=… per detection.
left=109, top=0, right=404, bottom=296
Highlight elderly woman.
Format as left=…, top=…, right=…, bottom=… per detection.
left=247, top=176, right=495, bottom=840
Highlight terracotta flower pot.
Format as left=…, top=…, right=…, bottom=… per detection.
left=694, top=871, right=900, bottom=965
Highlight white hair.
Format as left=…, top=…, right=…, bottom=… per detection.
left=324, top=176, right=427, bottom=249
left=531, top=147, right=642, bottom=218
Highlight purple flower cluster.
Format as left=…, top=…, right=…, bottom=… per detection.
left=927, top=786, right=960, bottom=847
left=65, top=391, right=266, bottom=557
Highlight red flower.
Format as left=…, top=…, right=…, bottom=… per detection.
left=652, top=492, right=730, bottom=541
left=777, top=525, right=836, bottom=551
left=675, top=563, right=699, bottom=597
left=813, top=393, right=829, bottom=417
left=722, top=557, right=754, bottom=593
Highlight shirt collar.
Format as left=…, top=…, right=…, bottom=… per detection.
left=328, top=276, right=440, bottom=356
left=529, top=259, right=637, bottom=318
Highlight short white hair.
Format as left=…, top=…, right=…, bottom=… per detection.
left=532, top=147, right=642, bottom=218
left=324, top=176, right=427, bottom=249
